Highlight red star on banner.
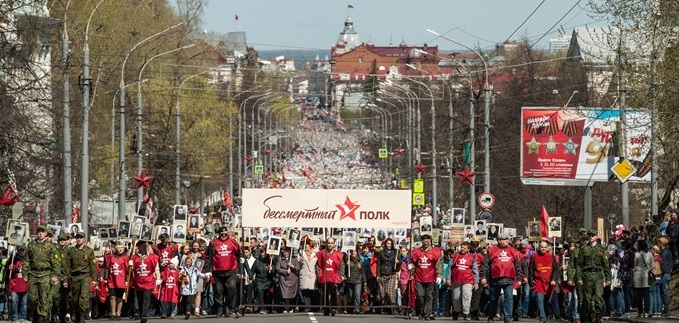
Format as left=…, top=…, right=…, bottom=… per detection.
left=395, top=147, right=405, bottom=155
left=456, top=167, right=476, bottom=186
left=133, top=169, right=154, bottom=190
left=245, top=155, right=253, bottom=164
left=416, top=161, right=427, bottom=174
left=336, top=196, right=360, bottom=220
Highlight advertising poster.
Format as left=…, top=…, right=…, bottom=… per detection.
left=521, top=107, right=651, bottom=185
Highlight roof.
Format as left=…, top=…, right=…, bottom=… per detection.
left=567, top=26, right=651, bottom=67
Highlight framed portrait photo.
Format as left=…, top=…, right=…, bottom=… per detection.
left=173, top=205, right=188, bottom=221
left=118, top=221, right=131, bottom=238
left=267, top=236, right=281, bottom=256
left=6, top=220, right=28, bottom=245
left=171, top=222, right=187, bottom=243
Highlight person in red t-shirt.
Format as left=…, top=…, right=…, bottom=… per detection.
left=409, top=234, right=443, bottom=321
left=159, top=257, right=180, bottom=318
left=9, top=247, right=29, bottom=321
left=528, top=240, right=559, bottom=323
left=451, top=241, right=479, bottom=319
left=315, top=237, right=345, bottom=316
left=103, top=241, right=129, bottom=320
left=481, top=233, right=523, bottom=323
left=205, top=226, right=240, bottom=318
left=130, top=240, right=160, bottom=323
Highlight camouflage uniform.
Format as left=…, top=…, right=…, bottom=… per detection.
left=64, top=232, right=97, bottom=323
left=25, top=225, right=61, bottom=323
left=575, top=229, right=610, bottom=323
left=55, top=233, right=72, bottom=323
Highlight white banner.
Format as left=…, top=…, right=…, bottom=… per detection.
left=242, top=189, right=412, bottom=229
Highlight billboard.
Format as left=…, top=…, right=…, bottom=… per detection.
left=521, top=107, right=651, bottom=186
left=242, top=189, right=411, bottom=229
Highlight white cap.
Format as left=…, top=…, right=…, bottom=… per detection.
left=170, top=257, right=179, bottom=267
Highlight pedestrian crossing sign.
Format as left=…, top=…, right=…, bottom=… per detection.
left=413, top=178, right=424, bottom=193
left=254, top=164, right=263, bottom=175
left=378, top=148, right=388, bottom=159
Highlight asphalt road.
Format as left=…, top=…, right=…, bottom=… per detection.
left=125, top=313, right=678, bottom=323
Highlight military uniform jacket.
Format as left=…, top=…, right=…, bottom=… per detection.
left=575, top=243, right=610, bottom=282
left=65, top=245, right=97, bottom=281
left=25, top=238, right=61, bottom=279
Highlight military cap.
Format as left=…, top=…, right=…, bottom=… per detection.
left=74, top=231, right=86, bottom=238
left=46, top=227, right=55, bottom=236
left=37, top=225, right=48, bottom=232
left=420, top=234, right=432, bottom=240
left=578, top=227, right=587, bottom=236
left=58, top=232, right=71, bottom=241
left=587, top=229, right=598, bottom=236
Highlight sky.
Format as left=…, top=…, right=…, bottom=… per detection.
left=200, top=0, right=601, bottom=52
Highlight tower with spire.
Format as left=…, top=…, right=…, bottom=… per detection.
left=331, top=15, right=361, bottom=56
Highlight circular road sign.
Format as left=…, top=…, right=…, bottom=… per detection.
left=478, top=192, right=495, bottom=209
left=477, top=209, right=493, bottom=222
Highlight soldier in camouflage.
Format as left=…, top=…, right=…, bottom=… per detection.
left=25, top=225, right=61, bottom=323
left=55, top=232, right=72, bottom=323
left=64, top=231, right=96, bottom=323
left=575, top=229, right=611, bottom=323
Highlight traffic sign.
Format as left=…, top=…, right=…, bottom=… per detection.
left=254, top=164, right=264, bottom=175
left=413, top=178, right=424, bottom=193
left=477, top=209, right=493, bottom=222
left=378, top=148, right=388, bottom=159
left=478, top=192, right=495, bottom=209
left=611, top=158, right=636, bottom=183
left=412, top=192, right=425, bottom=206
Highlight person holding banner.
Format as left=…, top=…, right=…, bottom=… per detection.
left=377, top=238, right=399, bottom=311
left=103, top=241, right=129, bottom=321
left=316, top=237, right=344, bottom=316
left=410, top=234, right=443, bottom=321
left=205, top=226, right=240, bottom=318
left=25, top=225, right=61, bottom=323
left=130, top=240, right=161, bottom=323
left=64, top=231, right=97, bottom=323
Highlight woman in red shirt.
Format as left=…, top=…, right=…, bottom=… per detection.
left=9, top=247, right=29, bottom=321
left=104, top=242, right=129, bottom=321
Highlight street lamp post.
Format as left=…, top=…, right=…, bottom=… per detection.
left=404, top=76, right=437, bottom=222
left=136, top=44, right=194, bottom=203
left=119, top=22, right=184, bottom=221
left=428, top=29, right=492, bottom=194
left=62, top=0, right=73, bottom=224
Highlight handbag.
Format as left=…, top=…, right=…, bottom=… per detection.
left=640, top=252, right=655, bottom=282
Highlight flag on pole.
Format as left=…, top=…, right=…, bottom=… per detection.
left=540, top=205, right=549, bottom=238
left=235, top=14, right=239, bottom=20
left=348, top=5, right=354, bottom=9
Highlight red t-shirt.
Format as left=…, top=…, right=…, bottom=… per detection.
left=451, top=252, right=476, bottom=284
left=105, top=253, right=129, bottom=289
left=316, top=249, right=344, bottom=284
left=486, top=245, right=519, bottom=280
left=532, top=252, right=555, bottom=295
left=411, top=247, right=442, bottom=283
left=211, top=237, right=240, bottom=271
left=160, top=267, right=180, bottom=303
left=154, top=244, right=176, bottom=267
left=9, top=260, right=28, bottom=293
left=131, top=253, right=159, bottom=291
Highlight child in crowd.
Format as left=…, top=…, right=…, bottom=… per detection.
left=179, top=254, right=211, bottom=319
left=160, top=257, right=181, bottom=318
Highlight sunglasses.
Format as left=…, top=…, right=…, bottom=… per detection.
left=219, top=232, right=229, bottom=236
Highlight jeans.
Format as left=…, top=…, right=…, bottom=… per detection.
left=519, top=283, right=530, bottom=315
left=536, top=292, right=548, bottom=321
left=345, top=282, right=362, bottom=312
left=650, top=280, right=661, bottom=314
left=622, top=280, right=631, bottom=313
left=610, top=288, right=624, bottom=314
left=437, top=284, right=449, bottom=315
left=11, top=292, right=28, bottom=321
left=566, top=291, right=579, bottom=320
left=660, top=274, right=670, bottom=315
left=488, top=284, right=513, bottom=321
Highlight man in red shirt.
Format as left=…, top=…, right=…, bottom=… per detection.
left=481, top=233, right=523, bottom=323
left=528, top=240, right=559, bottom=323
left=130, top=240, right=160, bottom=323
left=315, top=237, right=345, bottom=316
left=103, top=241, right=129, bottom=321
left=205, top=226, right=240, bottom=318
left=451, top=241, right=479, bottom=320
left=410, top=234, right=443, bottom=321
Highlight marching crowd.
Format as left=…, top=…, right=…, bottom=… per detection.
left=0, top=109, right=677, bottom=323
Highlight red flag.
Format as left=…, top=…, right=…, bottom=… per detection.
left=0, top=182, right=19, bottom=206
left=540, top=205, right=549, bottom=238
left=235, top=14, right=239, bottom=20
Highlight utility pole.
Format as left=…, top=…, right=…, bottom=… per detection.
left=619, top=49, right=629, bottom=228
left=80, top=29, right=90, bottom=235
left=468, top=95, right=476, bottom=224
left=62, top=19, right=72, bottom=224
